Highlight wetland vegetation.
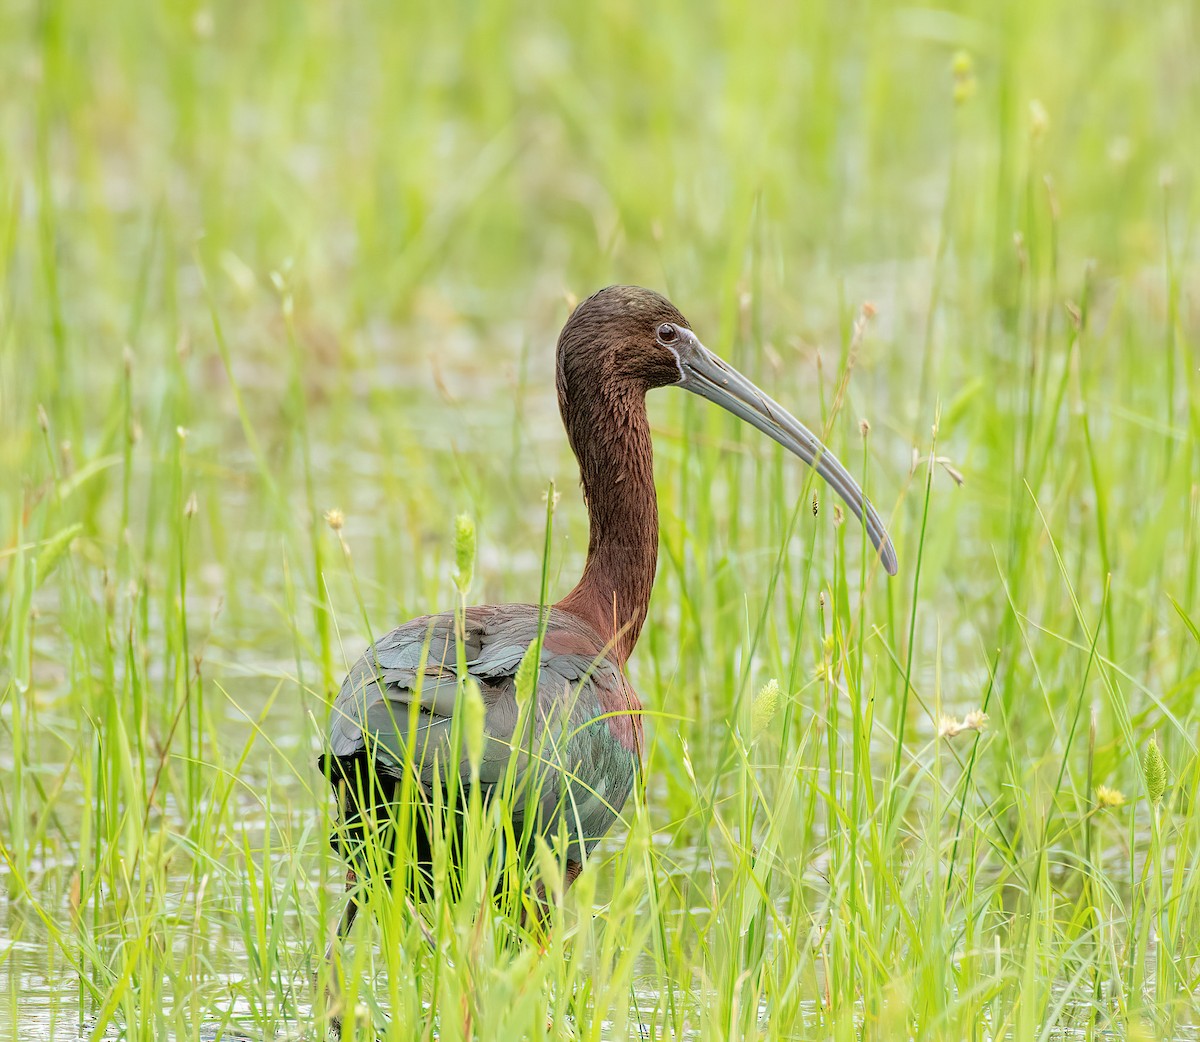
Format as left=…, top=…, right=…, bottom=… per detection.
left=1, top=1, right=1198, bottom=1038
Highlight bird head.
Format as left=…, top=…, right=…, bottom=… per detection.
left=557, top=285, right=898, bottom=575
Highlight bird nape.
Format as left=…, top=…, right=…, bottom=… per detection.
left=319, top=285, right=897, bottom=1031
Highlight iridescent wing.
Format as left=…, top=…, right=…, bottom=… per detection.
left=326, top=604, right=640, bottom=859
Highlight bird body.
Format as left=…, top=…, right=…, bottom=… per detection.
left=320, top=286, right=896, bottom=1030
left=325, top=603, right=640, bottom=870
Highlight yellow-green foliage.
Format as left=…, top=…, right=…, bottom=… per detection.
left=0, top=1, right=1197, bottom=1040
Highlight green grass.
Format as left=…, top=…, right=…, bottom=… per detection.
left=1, top=0, right=1198, bottom=1038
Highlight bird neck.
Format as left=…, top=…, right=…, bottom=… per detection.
left=555, top=386, right=659, bottom=664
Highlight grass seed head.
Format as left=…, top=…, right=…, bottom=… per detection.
left=938, top=710, right=989, bottom=739
left=453, top=513, right=476, bottom=594
left=751, top=679, right=780, bottom=739
left=1143, top=735, right=1167, bottom=804
left=514, top=641, right=538, bottom=710
left=463, top=677, right=486, bottom=774
left=952, top=50, right=976, bottom=104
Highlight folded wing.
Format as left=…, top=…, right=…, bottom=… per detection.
left=326, top=604, right=640, bottom=860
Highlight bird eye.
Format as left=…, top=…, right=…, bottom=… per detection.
left=657, top=323, right=678, bottom=343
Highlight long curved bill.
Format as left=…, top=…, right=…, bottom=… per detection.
left=675, top=331, right=898, bottom=576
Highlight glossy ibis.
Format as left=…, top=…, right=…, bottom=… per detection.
left=320, top=285, right=896, bottom=1025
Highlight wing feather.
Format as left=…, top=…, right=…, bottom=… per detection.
left=325, top=604, right=638, bottom=858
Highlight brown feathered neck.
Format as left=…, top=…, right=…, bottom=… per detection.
left=552, top=287, right=690, bottom=664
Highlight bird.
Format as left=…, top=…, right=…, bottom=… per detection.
left=318, top=285, right=896, bottom=1027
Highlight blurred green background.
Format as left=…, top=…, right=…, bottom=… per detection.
left=1, top=0, right=1197, bottom=1039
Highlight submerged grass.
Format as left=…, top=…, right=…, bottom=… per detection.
left=1, top=0, right=1198, bottom=1038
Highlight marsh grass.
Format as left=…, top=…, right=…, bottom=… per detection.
left=1, top=0, right=1198, bottom=1038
